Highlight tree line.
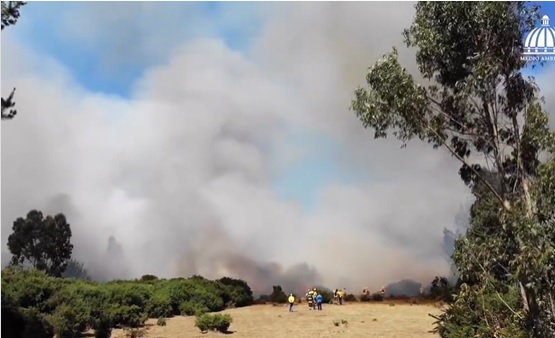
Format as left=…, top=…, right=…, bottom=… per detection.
left=1, top=268, right=253, bottom=338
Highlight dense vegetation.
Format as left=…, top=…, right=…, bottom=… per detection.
left=1, top=268, right=254, bottom=338
left=352, top=1, right=555, bottom=337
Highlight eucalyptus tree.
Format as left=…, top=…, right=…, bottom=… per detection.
left=351, top=2, right=554, bottom=336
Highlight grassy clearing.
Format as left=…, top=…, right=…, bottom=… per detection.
left=111, top=302, right=441, bottom=338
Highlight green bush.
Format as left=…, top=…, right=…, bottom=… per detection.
left=344, top=294, right=357, bottom=302
left=371, top=293, right=384, bottom=302
left=19, top=307, right=53, bottom=338
left=139, top=274, right=158, bottom=282
left=146, top=291, right=173, bottom=318
left=2, top=268, right=60, bottom=313
left=217, top=277, right=254, bottom=307
left=109, top=304, right=146, bottom=328
left=195, top=313, right=232, bottom=333
left=315, top=287, right=334, bottom=304
left=1, top=267, right=253, bottom=336
left=92, top=316, right=112, bottom=338
left=1, top=288, right=27, bottom=337
left=180, top=301, right=209, bottom=316
left=190, top=289, right=225, bottom=312
left=359, top=293, right=371, bottom=302
left=46, top=303, right=88, bottom=337
left=164, top=280, right=195, bottom=313
left=269, top=285, right=288, bottom=303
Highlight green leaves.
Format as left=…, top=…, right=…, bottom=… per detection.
left=351, top=48, right=431, bottom=145
left=1, top=1, right=26, bottom=30
left=1, top=268, right=253, bottom=336
left=352, top=2, right=549, bottom=198
left=7, top=210, right=74, bottom=277
left=351, top=1, right=555, bottom=336
left=1, top=2, right=26, bottom=121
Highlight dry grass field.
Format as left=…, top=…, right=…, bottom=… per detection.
left=112, top=301, right=442, bottom=338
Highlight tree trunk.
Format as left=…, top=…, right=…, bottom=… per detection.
left=520, top=178, right=542, bottom=333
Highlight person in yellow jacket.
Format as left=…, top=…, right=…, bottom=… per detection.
left=288, top=293, right=295, bottom=312
left=338, top=288, right=346, bottom=305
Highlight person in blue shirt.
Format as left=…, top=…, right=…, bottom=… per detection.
left=315, top=293, right=324, bottom=310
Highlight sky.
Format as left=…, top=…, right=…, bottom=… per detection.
left=2, top=1, right=555, bottom=295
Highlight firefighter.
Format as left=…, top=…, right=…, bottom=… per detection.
left=312, top=288, right=318, bottom=309
left=306, top=289, right=314, bottom=310
left=288, top=293, right=295, bottom=312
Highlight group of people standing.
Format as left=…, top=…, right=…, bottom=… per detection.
left=287, top=288, right=324, bottom=312
left=306, top=288, right=324, bottom=310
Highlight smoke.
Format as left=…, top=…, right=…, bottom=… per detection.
left=2, top=2, right=554, bottom=296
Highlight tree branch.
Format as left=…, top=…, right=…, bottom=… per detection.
left=425, top=124, right=510, bottom=211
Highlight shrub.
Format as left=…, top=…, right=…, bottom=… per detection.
left=371, top=293, right=384, bottom=302
left=269, top=285, right=288, bottom=303
left=163, top=280, right=195, bottom=313
left=2, top=268, right=60, bottom=313
left=1, top=288, right=26, bottom=337
left=109, top=304, right=146, bottom=328
left=140, top=274, right=158, bottom=282
left=180, top=301, right=209, bottom=316
left=1, top=267, right=253, bottom=336
left=315, top=287, right=334, bottom=304
left=19, top=308, right=53, bottom=338
left=108, top=283, right=152, bottom=309
left=217, top=277, right=254, bottom=307
left=92, top=316, right=112, bottom=338
left=255, top=294, right=270, bottom=304
left=46, top=303, right=88, bottom=337
left=359, top=293, right=371, bottom=302
left=429, top=276, right=454, bottom=302
left=195, top=313, right=232, bottom=333
left=189, top=289, right=225, bottom=312
left=344, top=294, right=357, bottom=302
left=123, top=327, right=146, bottom=338
left=146, top=291, right=173, bottom=318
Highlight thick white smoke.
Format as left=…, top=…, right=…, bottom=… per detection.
left=2, top=2, right=554, bottom=294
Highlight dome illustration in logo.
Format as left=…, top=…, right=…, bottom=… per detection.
left=523, top=15, right=555, bottom=55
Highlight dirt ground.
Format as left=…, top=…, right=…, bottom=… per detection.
left=112, top=302, right=441, bottom=338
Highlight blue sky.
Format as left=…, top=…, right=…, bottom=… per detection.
left=6, top=1, right=555, bottom=214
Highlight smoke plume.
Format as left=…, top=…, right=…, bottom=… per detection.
left=2, top=2, right=554, bottom=296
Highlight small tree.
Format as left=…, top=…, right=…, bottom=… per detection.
left=269, top=285, right=287, bottom=304
left=7, top=210, right=74, bottom=277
